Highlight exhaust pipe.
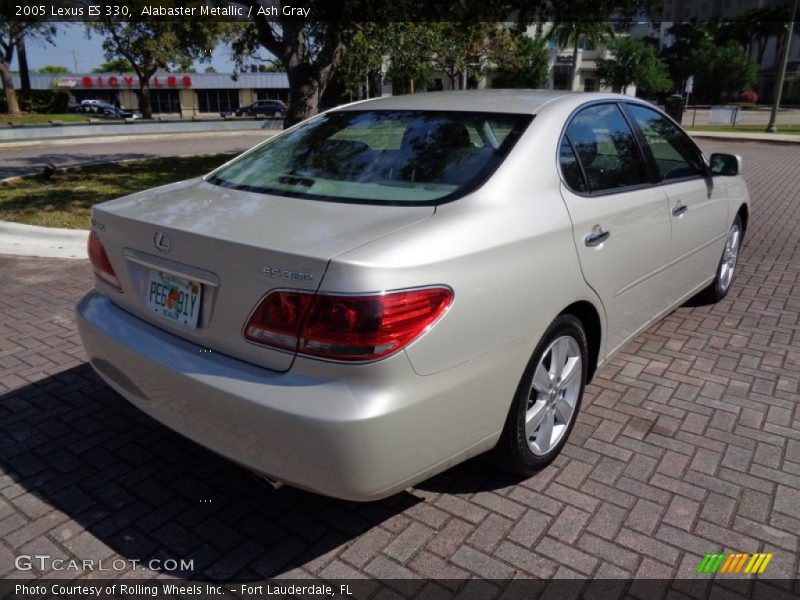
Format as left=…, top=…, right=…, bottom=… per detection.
left=260, top=475, right=284, bottom=491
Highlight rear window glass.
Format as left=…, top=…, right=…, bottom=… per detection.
left=208, top=110, right=532, bottom=204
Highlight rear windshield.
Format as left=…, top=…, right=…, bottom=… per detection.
left=207, top=110, right=532, bottom=205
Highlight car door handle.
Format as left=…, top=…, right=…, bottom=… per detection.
left=584, top=226, right=610, bottom=247
left=672, top=202, right=688, bottom=217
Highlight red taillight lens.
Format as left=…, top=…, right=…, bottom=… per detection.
left=244, top=287, right=453, bottom=361
left=87, top=231, right=122, bottom=291
left=244, top=291, right=315, bottom=351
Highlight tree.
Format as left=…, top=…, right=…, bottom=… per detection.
left=38, top=65, right=71, bottom=74
left=231, top=1, right=552, bottom=127
left=427, top=22, right=500, bottom=91
left=597, top=36, right=670, bottom=95
left=722, top=6, right=791, bottom=67
left=661, top=22, right=758, bottom=102
left=490, top=32, right=550, bottom=89
left=230, top=9, right=353, bottom=127
left=335, top=23, right=387, bottom=101
left=694, top=41, right=757, bottom=103
left=15, top=29, right=30, bottom=91
left=546, top=2, right=614, bottom=90
left=92, top=58, right=135, bottom=73
left=88, top=13, right=222, bottom=118
left=0, top=23, right=56, bottom=114
left=382, top=23, right=438, bottom=94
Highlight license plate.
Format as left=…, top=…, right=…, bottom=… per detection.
left=146, top=271, right=202, bottom=328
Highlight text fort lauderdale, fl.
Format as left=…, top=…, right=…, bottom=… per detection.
left=141, top=5, right=311, bottom=16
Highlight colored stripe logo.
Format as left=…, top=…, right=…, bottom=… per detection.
left=697, top=552, right=773, bottom=574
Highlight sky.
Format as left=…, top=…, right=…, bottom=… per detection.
left=21, top=23, right=239, bottom=74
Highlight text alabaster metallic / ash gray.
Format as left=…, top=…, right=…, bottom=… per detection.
left=76, top=90, right=751, bottom=500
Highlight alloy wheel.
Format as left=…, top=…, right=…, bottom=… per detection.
left=525, top=335, right=582, bottom=456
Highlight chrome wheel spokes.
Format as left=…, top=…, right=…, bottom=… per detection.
left=719, top=224, right=741, bottom=292
left=525, top=336, right=582, bottom=456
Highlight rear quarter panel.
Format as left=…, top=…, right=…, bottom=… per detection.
left=324, top=113, right=605, bottom=377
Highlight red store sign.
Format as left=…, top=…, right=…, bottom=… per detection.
left=80, top=75, right=193, bottom=89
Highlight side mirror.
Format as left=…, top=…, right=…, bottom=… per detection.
left=709, top=153, right=742, bottom=176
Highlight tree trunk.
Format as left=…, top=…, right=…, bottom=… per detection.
left=138, top=78, right=153, bottom=119
left=284, top=63, right=320, bottom=127
left=448, top=70, right=459, bottom=90
left=0, top=60, right=20, bottom=114
left=15, top=29, right=30, bottom=92
left=369, top=70, right=382, bottom=98
left=571, top=39, right=580, bottom=91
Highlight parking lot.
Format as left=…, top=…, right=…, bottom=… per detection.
left=0, top=140, right=798, bottom=586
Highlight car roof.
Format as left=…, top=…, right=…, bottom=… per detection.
left=335, top=90, right=637, bottom=115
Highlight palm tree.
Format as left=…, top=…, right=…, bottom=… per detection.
left=546, top=14, right=614, bottom=90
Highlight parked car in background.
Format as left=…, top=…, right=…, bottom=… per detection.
left=76, top=91, right=750, bottom=500
left=69, top=103, right=142, bottom=119
left=234, top=99, right=286, bottom=118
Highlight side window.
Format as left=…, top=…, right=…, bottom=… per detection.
left=564, top=104, right=648, bottom=193
left=625, top=104, right=705, bottom=181
left=559, top=137, right=587, bottom=192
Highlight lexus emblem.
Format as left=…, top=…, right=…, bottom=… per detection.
left=153, top=231, right=171, bottom=253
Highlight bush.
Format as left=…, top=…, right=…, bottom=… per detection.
left=1, top=90, right=70, bottom=114
left=739, top=90, right=758, bottom=104
left=17, top=90, right=71, bottom=113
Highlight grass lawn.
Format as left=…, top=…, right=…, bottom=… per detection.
left=686, top=124, right=800, bottom=134
left=1, top=113, right=107, bottom=126
left=0, top=153, right=236, bottom=229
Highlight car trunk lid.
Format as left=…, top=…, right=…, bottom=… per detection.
left=92, top=178, right=433, bottom=372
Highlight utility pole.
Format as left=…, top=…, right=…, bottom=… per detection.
left=72, top=50, right=79, bottom=74
left=766, top=0, right=798, bottom=133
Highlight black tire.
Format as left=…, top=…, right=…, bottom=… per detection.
left=494, top=314, right=588, bottom=477
left=701, top=215, right=743, bottom=303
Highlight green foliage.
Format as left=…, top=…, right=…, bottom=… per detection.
left=597, top=36, right=671, bottom=95
left=37, top=65, right=70, bottom=74
left=425, top=23, right=500, bottom=90
left=1, top=23, right=57, bottom=114
left=382, top=23, right=438, bottom=92
left=661, top=23, right=758, bottom=102
left=92, top=59, right=134, bottom=73
left=491, top=34, right=549, bottom=89
left=693, top=41, right=758, bottom=103
left=15, top=89, right=70, bottom=113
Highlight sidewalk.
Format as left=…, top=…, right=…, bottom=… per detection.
left=0, top=221, right=87, bottom=259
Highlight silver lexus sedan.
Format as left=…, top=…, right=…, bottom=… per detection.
left=76, top=91, right=750, bottom=500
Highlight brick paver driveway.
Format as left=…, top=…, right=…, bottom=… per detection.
left=1, top=141, right=798, bottom=584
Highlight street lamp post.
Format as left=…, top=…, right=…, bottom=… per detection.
left=766, top=0, right=799, bottom=133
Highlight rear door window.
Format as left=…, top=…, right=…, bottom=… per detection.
left=563, top=104, right=648, bottom=193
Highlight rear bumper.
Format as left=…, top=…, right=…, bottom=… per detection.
left=76, top=291, right=527, bottom=500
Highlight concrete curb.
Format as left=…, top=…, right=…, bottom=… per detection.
left=0, top=221, right=88, bottom=259
left=690, top=131, right=800, bottom=144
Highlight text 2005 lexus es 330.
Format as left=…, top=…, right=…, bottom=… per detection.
left=77, top=91, right=750, bottom=500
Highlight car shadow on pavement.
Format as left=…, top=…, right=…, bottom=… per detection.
left=0, top=364, right=422, bottom=580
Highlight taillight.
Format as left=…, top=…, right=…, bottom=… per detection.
left=244, top=287, right=453, bottom=361
left=87, top=231, right=122, bottom=291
